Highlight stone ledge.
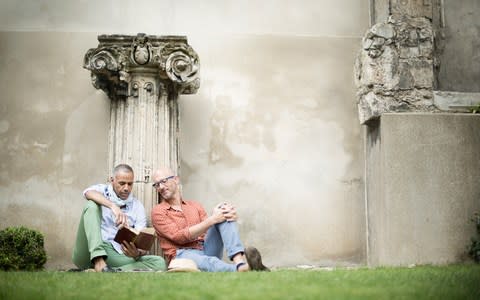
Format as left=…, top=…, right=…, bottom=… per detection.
left=433, top=91, right=480, bottom=111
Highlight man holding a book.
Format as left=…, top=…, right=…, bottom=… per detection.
left=72, top=164, right=166, bottom=272
left=151, top=167, right=268, bottom=272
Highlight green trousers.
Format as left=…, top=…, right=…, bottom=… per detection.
left=72, top=201, right=166, bottom=271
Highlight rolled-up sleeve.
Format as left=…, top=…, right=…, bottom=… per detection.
left=134, top=202, right=147, bottom=231
left=82, top=184, right=105, bottom=199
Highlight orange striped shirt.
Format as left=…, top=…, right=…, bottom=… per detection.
left=151, top=199, right=207, bottom=263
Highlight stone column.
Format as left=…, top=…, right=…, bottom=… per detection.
left=83, top=33, right=200, bottom=222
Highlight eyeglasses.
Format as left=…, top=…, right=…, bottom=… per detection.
left=152, top=175, right=175, bottom=188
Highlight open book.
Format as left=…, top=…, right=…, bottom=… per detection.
left=114, top=227, right=156, bottom=251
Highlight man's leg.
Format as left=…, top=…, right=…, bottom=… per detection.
left=204, top=221, right=244, bottom=260
left=103, top=243, right=166, bottom=272
left=203, top=221, right=269, bottom=272
left=72, top=201, right=107, bottom=269
left=176, top=249, right=236, bottom=272
left=203, top=224, right=224, bottom=259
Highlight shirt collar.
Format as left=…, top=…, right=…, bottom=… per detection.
left=105, top=184, right=133, bottom=207
left=160, top=198, right=186, bottom=210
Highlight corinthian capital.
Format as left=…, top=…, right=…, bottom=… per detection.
left=84, top=33, right=200, bottom=99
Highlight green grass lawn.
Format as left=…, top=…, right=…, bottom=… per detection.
left=1, top=265, right=479, bottom=300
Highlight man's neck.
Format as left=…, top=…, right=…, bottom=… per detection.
left=165, top=193, right=182, bottom=207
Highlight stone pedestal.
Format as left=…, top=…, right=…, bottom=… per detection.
left=84, top=33, right=200, bottom=223
left=365, top=114, right=480, bottom=266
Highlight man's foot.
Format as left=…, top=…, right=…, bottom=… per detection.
left=100, top=266, right=120, bottom=272
left=84, top=266, right=120, bottom=272
left=236, top=262, right=249, bottom=272
left=83, top=268, right=96, bottom=272
left=245, top=247, right=269, bottom=271
left=93, top=256, right=108, bottom=272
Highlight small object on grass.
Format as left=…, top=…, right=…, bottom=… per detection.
left=167, top=258, right=200, bottom=272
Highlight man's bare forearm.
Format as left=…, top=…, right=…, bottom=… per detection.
left=85, top=190, right=128, bottom=226
left=85, top=190, right=114, bottom=208
left=188, top=216, right=216, bottom=240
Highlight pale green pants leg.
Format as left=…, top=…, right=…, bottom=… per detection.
left=72, top=201, right=108, bottom=269
left=103, top=242, right=166, bottom=271
left=72, top=200, right=166, bottom=271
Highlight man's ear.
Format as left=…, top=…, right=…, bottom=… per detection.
left=109, top=176, right=114, bottom=183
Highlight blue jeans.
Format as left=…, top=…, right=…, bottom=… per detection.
left=176, top=221, right=244, bottom=272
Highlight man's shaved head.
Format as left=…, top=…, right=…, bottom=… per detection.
left=152, top=167, right=175, bottom=180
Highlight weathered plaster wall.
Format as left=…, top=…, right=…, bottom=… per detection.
left=179, top=35, right=365, bottom=266
left=0, top=0, right=369, bottom=268
left=0, top=32, right=110, bottom=268
left=0, top=0, right=368, bottom=37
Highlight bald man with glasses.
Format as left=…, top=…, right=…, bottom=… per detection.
left=151, top=167, right=268, bottom=272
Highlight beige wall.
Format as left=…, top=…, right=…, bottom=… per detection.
left=0, top=0, right=368, bottom=37
left=0, top=0, right=369, bottom=268
left=180, top=35, right=365, bottom=266
left=0, top=32, right=111, bottom=268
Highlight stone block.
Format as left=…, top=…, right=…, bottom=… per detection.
left=433, top=91, right=480, bottom=111
left=366, top=113, right=480, bottom=266
left=390, top=0, right=433, bottom=19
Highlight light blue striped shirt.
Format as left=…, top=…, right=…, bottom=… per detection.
left=83, top=184, right=147, bottom=254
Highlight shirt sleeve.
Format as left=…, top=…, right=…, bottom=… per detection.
left=82, top=184, right=105, bottom=199
left=151, top=206, right=193, bottom=245
left=197, top=202, right=208, bottom=222
left=133, top=201, right=147, bottom=231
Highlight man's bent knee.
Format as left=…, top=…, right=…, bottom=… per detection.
left=84, top=200, right=101, bottom=211
left=142, top=255, right=167, bottom=271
